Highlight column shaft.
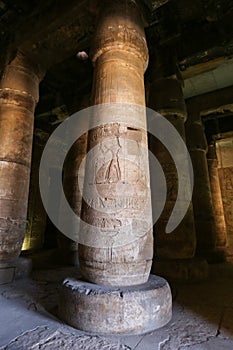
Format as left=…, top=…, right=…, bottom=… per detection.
left=207, top=143, right=227, bottom=256
left=149, top=77, right=196, bottom=260
left=216, top=137, right=233, bottom=258
left=79, top=0, right=153, bottom=286
left=22, top=130, right=48, bottom=252
left=0, top=51, right=44, bottom=261
left=59, top=132, right=87, bottom=265
left=185, top=105, right=217, bottom=260
left=57, top=94, right=89, bottom=265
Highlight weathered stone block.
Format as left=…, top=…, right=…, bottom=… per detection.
left=59, top=274, right=172, bottom=335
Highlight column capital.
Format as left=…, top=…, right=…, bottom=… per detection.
left=207, top=143, right=218, bottom=161
left=90, top=0, right=148, bottom=71
left=0, top=50, right=45, bottom=107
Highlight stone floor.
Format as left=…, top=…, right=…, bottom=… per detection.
left=0, top=254, right=233, bottom=350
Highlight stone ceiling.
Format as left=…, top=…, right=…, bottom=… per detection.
left=1, top=0, right=233, bottom=128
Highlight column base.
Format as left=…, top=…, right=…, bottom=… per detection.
left=0, top=257, right=32, bottom=285
left=59, top=274, right=172, bottom=335
left=152, top=258, right=209, bottom=283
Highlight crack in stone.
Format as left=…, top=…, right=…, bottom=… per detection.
left=133, top=335, right=144, bottom=349
left=215, top=308, right=225, bottom=337
left=156, top=318, right=218, bottom=350
left=177, top=335, right=216, bottom=349
left=1, top=326, right=131, bottom=350
left=159, top=336, right=171, bottom=350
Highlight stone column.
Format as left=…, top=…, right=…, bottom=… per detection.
left=149, top=77, right=208, bottom=281
left=57, top=95, right=89, bottom=266
left=59, top=0, right=172, bottom=335
left=22, top=129, right=48, bottom=253
left=0, top=51, right=44, bottom=283
left=216, top=137, right=233, bottom=258
left=78, top=3, right=153, bottom=288
left=58, top=132, right=87, bottom=265
left=207, top=143, right=227, bottom=260
left=185, top=104, right=218, bottom=262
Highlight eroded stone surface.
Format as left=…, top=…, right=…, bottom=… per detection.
left=180, top=338, right=233, bottom=350
left=79, top=0, right=154, bottom=286
left=59, top=274, right=172, bottom=335
left=0, top=257, right=32, bottom=285
left=0, top=263, right=233, bottom=350
left=1, top=326, right=130, bottom=350
left=0, top=51, right=44, bottom=261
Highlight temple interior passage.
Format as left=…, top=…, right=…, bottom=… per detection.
left=0, top=0, right=233, bottom=349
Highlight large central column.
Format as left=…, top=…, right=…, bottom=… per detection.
left=78, top=0, right=153, bottom=287
left=59, top=0, right=172, bottom=335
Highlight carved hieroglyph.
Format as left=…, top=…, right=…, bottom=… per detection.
left=78, top=0, right=153, bottom=286
left=0, top=51, right=44, bottom=260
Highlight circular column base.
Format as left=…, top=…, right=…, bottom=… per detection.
left=59, top=274, right=172, bottom=335
left=0, top=257, right=32, bottom=285
left=152, top=258, right=209, bottom=283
